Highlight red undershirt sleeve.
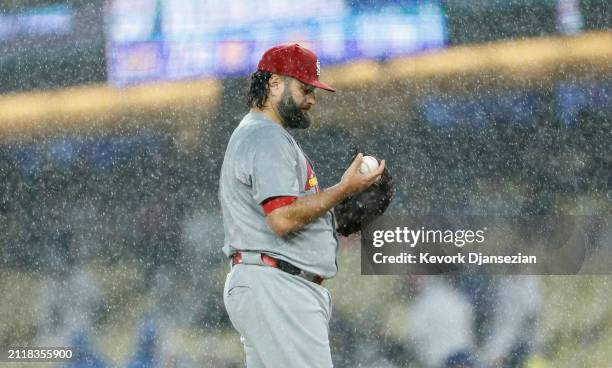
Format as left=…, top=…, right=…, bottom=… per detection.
left=261, top=196, right=298, bottom=215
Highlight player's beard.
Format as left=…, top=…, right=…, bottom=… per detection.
left=277, top=90, right=312, bottom=129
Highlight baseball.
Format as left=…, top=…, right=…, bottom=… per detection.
left=359, top=155, right=379, bottom=174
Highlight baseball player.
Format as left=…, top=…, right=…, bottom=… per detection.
left=219, top=44, right=385, bottom=367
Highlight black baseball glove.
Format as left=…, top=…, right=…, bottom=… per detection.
left=335, top=154, right=394, bottom=236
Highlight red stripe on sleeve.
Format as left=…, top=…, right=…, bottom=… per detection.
left=261, top=196, right=297, bottom=215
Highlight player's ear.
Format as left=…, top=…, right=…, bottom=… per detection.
left=268, top=74, right=285, bottom=97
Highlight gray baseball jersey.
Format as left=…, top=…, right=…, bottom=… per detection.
left=219, top=111, right=339, bottom=278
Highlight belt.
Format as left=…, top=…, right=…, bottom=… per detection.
left=231, top=252, right=324, bottom=285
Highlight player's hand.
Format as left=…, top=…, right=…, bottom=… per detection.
left=340, top=153, right=385, bottom=197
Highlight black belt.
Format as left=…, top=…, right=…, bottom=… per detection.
left=231, top=252, right=323, bottom=285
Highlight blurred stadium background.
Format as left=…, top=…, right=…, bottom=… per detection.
left=0, top=0, right=610, bottom=367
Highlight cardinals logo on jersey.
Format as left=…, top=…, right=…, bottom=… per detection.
left=305, top=160, right=320, bottom=193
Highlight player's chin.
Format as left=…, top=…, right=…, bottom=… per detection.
left=301, top=113, right=313, bottom=128
left=295, top=119, right=312, bottom=129
left=285, top=115, right=311, bottom=129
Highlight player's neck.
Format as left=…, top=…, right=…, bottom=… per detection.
left=252, top=106, right=286, bottom=129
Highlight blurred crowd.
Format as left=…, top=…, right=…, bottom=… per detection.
left=0, top=80, right=610, bottom=367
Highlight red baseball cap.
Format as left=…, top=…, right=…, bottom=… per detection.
left=257, top=44, right=335, bottom=92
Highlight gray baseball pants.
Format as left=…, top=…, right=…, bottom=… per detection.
left=223, top=262, right=333, bottom=368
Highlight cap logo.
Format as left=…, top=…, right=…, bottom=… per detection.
left=316, top=60, right=321, bottom=77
